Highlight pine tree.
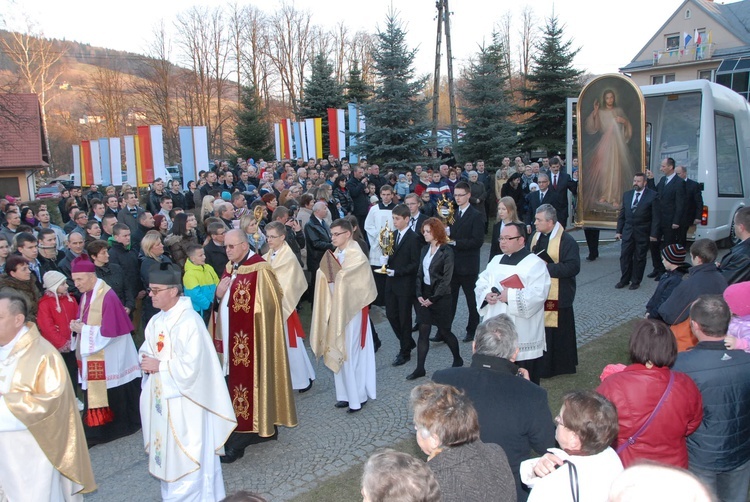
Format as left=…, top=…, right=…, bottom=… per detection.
left=458, top=33, right=517, bottom=166
left=353, top=10, right=430, bottom=168
left=523, top=15, right=582, bottom=155
left=345, top=61, right=371, bottom=103
left=299, top=52, right=345, bottom=154
left=233, top=86, right=274, bottom=161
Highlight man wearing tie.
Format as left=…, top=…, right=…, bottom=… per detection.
left=615, top=173, right=660, bottom=290
left=547, top=157, right=577, bottom=228
left=383, top=204, right=421, bottom=367
left=441, top=181, right=484, bottom=343
left=647, top=157, right=685, bottom=278
left=304, top=201, right=335, bottom=300
left=525, top=174, right=553, bottom=234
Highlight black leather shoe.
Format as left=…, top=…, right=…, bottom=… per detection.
left=646, top=271, right=659, bottom=278
left=429, top=335, right=444, bottom=343
left=373, top=338, right=381, bottom=353
left=654, top=275, right=662, bottom=282
left=629, top=283, right=640, bottom=290
left=347, top=401, right=367, bottom=413
left=585, top=255, right=598, bottom=261
left=220, top=447, right=245, bottom=464
left=334, top=401, right=349, bottom=408
left=298, top=379, right=313, bottom=393
left=406, top=370, right=426, bottom=381
left=392, top=354, right=410, bottom=367
left=615, top=281, right=628, bottom=289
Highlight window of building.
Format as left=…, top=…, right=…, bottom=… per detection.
left=0, top=178, right=20, bottom=198
left=698, top=70, right=714, bottom=80
left=685, top=9, right=692, bottom=19
left=666, top=34, right=680, bottom=50
left=716, top=58, right=750, bottom=100
left=714, top=113, right=744, bottom=197
left=652, top=74, right=676, bottom=85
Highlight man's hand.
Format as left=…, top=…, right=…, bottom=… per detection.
left=498, top=288, right=509, bottom=304
left=386, top=269, right=395, bottom=277
left=216, top=276, right=232, bottom=299
left=288, top=219, right=302, bottom=232
left=671, top=223, right=679, bottom=230
left=517, top=368, right=530, bottom=380
left=418, top=296, right=432, bottom=307
left=649, top=236, right=658, bottom=242
left=137, top=290, right=147, bottom=300
left=141, top=355, right=160, bottom=374
left=532, top=452, right=565, bottom=478
left=614, top=233, right=622, bottom=241
left=70, top=320, right=83, bottom=333
left=124, top=307, right=131, bottom=315
left=485, top=291, right=499, bottom=305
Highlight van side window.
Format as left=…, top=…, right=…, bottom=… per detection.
left=715, top=113, right=744, bottom=197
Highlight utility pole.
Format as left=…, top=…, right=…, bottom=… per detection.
left=431, top=0, right=458, bottom=148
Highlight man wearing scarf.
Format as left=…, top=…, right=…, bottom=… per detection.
left=0, top=290, right=96, bottom=500
left=263, top=222, right=316, bottom=392
left=70, top=256, right=141, bottom=446
left=475, top=222, right=551, bottom=384
left=530, top=204, right=581, bottom=380
left=213, top=229, right=297, bottom=464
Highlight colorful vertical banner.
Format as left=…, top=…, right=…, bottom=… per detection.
left=124, top=136, right=137, bottom=186
left=178, top=125, right=209, bottom=190
left=292, top=121, right=302, bottom=159
left=80, top=140, right=93, bottom=187
left=134, top=135, right=143, bottom=187
left=136, top=125, right=153, bottom=187
left=109, top=138, right=122, bottom=186
left=89, top=140, right=102, bottom=185
left=327, top=108, right=339, bottom=158
left=314, top=118, right=323, bottom=159
left=150, top=125, right=166, bottom=184
left=98, top=138, right=111, bottom=186
left=348, top=103, right=359, bottom=164
left=304, top=118, right=317, bottom=160
left=274, top=123, right=282, bottom=161
left=336, top=108, right=346, bottom=160
left=299, top=121, right=308, bottom=161
left=72, top=145, right=81, bottom=187
left=279, top=119, right=291, bottom=159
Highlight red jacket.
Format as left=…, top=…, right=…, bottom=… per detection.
left=37, top=292, right=78, bottom=351
left=597, top=364, right=703, bottom=468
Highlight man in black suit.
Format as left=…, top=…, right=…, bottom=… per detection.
left=675, top=165, right=703, bottom=246
left=433, top=315, right=556, bottom=502
left=615, top=172, right=660, bottom=290
left=441, top=181, right=484, bottom=342
left=117, top=190, right=145, bottom=235
left=347, top=166, right=370, bottom=230
left=647, top=157, right=685, bottom=277
left=404, top=193, right=428, bottom=246
left=384, top=204, right=421, bottom=366
left=524, top=174, right=555, bottom=234
left=546, top=156, right=577, bottom=228
left=304, top=201, right=335, bottom=300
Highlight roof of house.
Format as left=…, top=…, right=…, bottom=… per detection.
left=622, top=0, right=750, bottom=71
left=0, top=93, right=49, bottom=169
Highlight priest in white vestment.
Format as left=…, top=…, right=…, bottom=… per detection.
left=475, top=222, right=550, bottom=382
left=140, top=264, right=237, bottom=501
left=263, top=221, right=315, bottom=392
left=310, top=218, right=377, bottom=413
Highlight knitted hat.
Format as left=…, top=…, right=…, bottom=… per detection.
left=369, top=195, right=379, bottom=204
left=221, top=191, right=232, bottom=201
left=43, top=270, right=67, bottom=292
left=529, top=183, right=539, bottom=191
left=724, top=282, right=750, bottom=317
left=661, top=243, right=686, bottom=265
left=71, top=255, right=96, bottom=274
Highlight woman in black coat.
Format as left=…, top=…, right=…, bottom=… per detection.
left=501, top=172, right=527, bottom=220
left=408, top=217, right=463, bottom=380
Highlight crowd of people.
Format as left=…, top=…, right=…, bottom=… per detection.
left=0, top=152, right=748, bottom=501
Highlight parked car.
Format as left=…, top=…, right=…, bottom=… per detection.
left=36, top=185, right=62, bottom=200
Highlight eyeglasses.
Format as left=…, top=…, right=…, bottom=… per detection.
left=225, top=242, right=246, bottom=250
left=266, top=234, right=282, bottom=240
left=554, top=415, right=569, bottom=429
left=147, top=286, right=175, bottom=295
left=499, top=236, right=522, bottom=242
left=331, top=231, right=348, bottom=237
left=454, top=192, right=469, bottom=197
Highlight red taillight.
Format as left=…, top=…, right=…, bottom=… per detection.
left=701, top=206, right=708, bottom=226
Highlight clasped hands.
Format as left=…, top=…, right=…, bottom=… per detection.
left=141, top=355, right=160, bottom=374
left=485, top=288, right=508, bottom=305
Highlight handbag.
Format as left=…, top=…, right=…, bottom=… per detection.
left=616, top=371, right=675, bottom=454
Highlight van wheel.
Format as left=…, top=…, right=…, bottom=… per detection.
left=724, top=211, right=742, bottom=248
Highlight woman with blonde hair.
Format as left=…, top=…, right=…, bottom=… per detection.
left=139, top=230, right=173, bottom=325
left=201, top=195, right=216, bottom=223
left=240, top=213, right=268, bottom=255
left=410, top=382, right=516, bottom=502
left=489, top=196, right=524, bottom=262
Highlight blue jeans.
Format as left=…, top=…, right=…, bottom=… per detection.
left=690, top=459, right=750, bottom=502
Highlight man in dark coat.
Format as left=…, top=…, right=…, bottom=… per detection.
left=108, top=223, right=144, bottom=297
left=524, top=174, right=556, bottom=234
left=433, top=315, right=556, bottom=502
left=439, top=182, right=485, bottom=342
left=718, top=206, right=750, bottom=285
left=530, top=204, right=581, bottom=379
left=347, top=166, right=370, bottom=230
left=673, top=295, right=750, bottom=501
left=615, top=173, right=660, bottom=290
left=675, top=165, right=703, bottom=246
left=546, top=156, right=577, bottom=228
left=204, top=222, right=229, bottom=279
left=647, top=157, right=686, bottom=277
left=303, top=202, right=335, bottom=299
left=117, top=190, right=145, bottom=235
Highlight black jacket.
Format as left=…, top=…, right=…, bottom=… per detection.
left=57, top=250, right=85, bottom=299
left=546, top=172, right=577, bottom=225
left=96, top=262, right=136, bottom=311
left=719, top=238, right=750, bottom=285
left=532, top=228, right=580, bottom=309
left=346, top=176, right=370, bottom=218
left=682, top=177, right=703, bottom=227
left=433, top=354, right=556, bottom=502
left=304, top=216, right=334, bottom=272
left=616, top=188, right=660, bottom=239
left=117, top=206, right=145, bottom=235
left=448, top=205, right=484, bottom=276
left=384, top=228, right=421, bottom=298
left=525, top=190, right=556, bottom=228
left=204, top=240, right=229, bottom=279
left=108, top=241, right=143, bottom=293
left=648, top=175, right=686, bottom=233
left=646, top=266, right=689, bottom=319
left=673, top=341, right=750, bottom=472
left=658, top=263, right=728, bottom=324
left=415, top=244, right=453, bottom=302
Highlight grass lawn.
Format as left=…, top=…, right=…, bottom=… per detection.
left=290, top=318, right=636, bottom=502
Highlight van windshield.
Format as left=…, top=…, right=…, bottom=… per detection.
left=644, top=92, right=702, bottom=180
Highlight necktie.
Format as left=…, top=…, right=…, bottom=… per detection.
left=410, top=217, right=416, bottom=231
left=395, top=232, right=401, bottom=247
left=553, top=175, right=558, bottom=189
left=632, top=191, right=641, bottom=209
left=540, top=191, right=544, bottom=204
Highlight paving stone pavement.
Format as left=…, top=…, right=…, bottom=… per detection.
left=84, top=231, right=672, bottom=501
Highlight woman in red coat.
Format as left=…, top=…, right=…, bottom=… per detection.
left=38, top=270, right=80, bottom=396
left=597, top=319, right=703, bottom=468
